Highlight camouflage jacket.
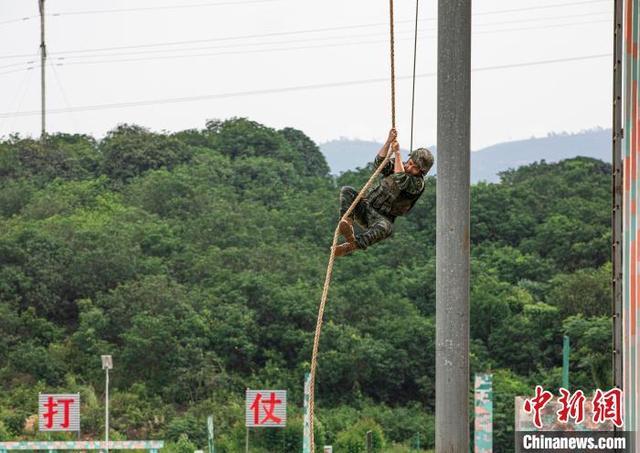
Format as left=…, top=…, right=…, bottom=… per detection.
left=365, top=155, right=425, bottom=219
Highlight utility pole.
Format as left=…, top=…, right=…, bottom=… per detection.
left=106, top=366, right=109, bottom=452
left=101, top=356, right=113, bottom=453
left=611, top=0, right=624, bottom=398
left=436, top=0, right=471, bottom=451
left=38, top=0, right=46, bottom=142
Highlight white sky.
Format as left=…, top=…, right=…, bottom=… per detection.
left=0, top=0, right=613, bottom=149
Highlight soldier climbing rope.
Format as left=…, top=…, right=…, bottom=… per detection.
left=307, top=0, right=423, bottom=448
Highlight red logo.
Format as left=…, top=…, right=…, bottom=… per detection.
left=556, top=388, right=586, bottom=424
left=592, top=388, right=623, bottom=428
left=523, top=385, right=554, bottom=428
left=522, top=386, right=624, bottom=429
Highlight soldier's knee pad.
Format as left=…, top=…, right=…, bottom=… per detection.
left=381, top=219, right=394, bottom=237
left=373, top=219, right=393, bottom=238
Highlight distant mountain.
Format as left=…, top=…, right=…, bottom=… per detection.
left=320, top=128, right=611, bottom=183
left=320, top=138, right=400, bottom=174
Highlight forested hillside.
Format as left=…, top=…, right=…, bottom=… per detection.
left=0, top=119, right=612, bottom=452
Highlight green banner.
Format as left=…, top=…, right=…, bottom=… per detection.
left=207, top=416, right=214, bottom=453
left=303, top=373, right=311, bottom=453
left=562, top=335, right=570, bottom=390
left=474, top=373, right=492, bottom=453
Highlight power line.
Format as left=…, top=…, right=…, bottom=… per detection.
left=0, top=67, right=34, bottom=133
left=48, top=0, right=609, bottom=19
left=474, top=0, right=608, bottom=16
left=47, top=11, right=609, bottom=61
left=0, top=19, right=610, bottom=76
left=0, top=0, right=610, bottom=60
left=50, top=38, right=418, bottom=68
left=49, top=60, right=81, bottom=131
left=0, top=16, right=36, bottom=27
left=48, top=0, right=284, bottom=17
left=0, top=15, right=611, bottom=74
left=0, top=67, right=35, bottom=77
left=474, top=10, right=610, bottom=28
left=0, top=60, right=36, bottom=71
left=43, top=19, right=611, bottom=70
left=475, top=18, right=610, bottom=35
left=0, top=0, right=609, bottom=27
left=0, top=0, right=284, bottom=29
left=2, top=23, right=406, bottom=61
left=52, top=28, right=420, bottom=61
left=51, top=0, right=605, bottom=17
left=0, top=17, right=398, bottom=61
left=0, top=53, right=611, bottom=119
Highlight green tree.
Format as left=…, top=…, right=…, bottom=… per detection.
left=0, top=133, right=99, bottom=183
left=100, top=124, right=193, bottom=181
left=491, top=369, right=530, bottom=453
left=335, top=419, right=386, bottom=452
left=547, top=264, right=610, bottom=318
left=278, top=127, right=330, bottom=177
left=562, top=315, right=612, bottom=390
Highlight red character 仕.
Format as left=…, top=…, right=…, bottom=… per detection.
left=556, top=388, right=586, bottom=424
left=523, top=385, right=554, bottom=429
left=592, top=388, right=623, bottom=428
left=250, top=392, right=282, bottom=425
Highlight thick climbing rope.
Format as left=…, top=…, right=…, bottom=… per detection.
left=389, top=0, right=396, bottom=131
left=410, top=0, right=420, bottom=153
left=307, top=1, right=397, bottom=449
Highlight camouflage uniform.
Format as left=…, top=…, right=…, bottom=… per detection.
left=339, top=155, right=426, bottom=250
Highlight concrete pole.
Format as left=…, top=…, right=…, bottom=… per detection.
left=611, top=0, right=624, bottom=396
left=436, top=0, right=471, bottom=451
left=38, top=0, right=46, bottom=142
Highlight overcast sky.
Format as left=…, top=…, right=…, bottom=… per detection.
left=0, top=0, right=613, bottom=149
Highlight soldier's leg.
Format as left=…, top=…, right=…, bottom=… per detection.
left=334, top=186, right=369, bottom=256
left=353, top=209, right=393, bottom=250
left=339, top=186, right=367, bottom=226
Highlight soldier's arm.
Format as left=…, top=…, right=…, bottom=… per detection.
left=373, top=129, right=397, bottom=176
left=392, top=142, right=405, bottom=174
left=376, top=142, right=390, bottom=159
left=377, top=128, right=397, bottom=158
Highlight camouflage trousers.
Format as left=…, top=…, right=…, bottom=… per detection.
left=339, top=186, right=394, bottom=250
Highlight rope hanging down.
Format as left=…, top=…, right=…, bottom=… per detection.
left=410, top=0, right=420, bottom=153
left=307, top=0, right=397, bottom=449
left=389, top=0, right=397, bottom=129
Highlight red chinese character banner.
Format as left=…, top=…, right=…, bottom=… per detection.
left=245, top=390, right=287, bottom=428
left=38, top=394, right=80, bottom=432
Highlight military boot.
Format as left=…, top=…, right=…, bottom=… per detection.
left=338, top=218, right=356, bottom=244
left=333, top=241, right=358, bottom=257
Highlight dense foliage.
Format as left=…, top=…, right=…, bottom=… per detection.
left=0, top=118, right=611, bottom=451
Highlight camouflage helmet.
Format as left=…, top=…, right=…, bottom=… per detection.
left=410, top=148, right=434, bottom=174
